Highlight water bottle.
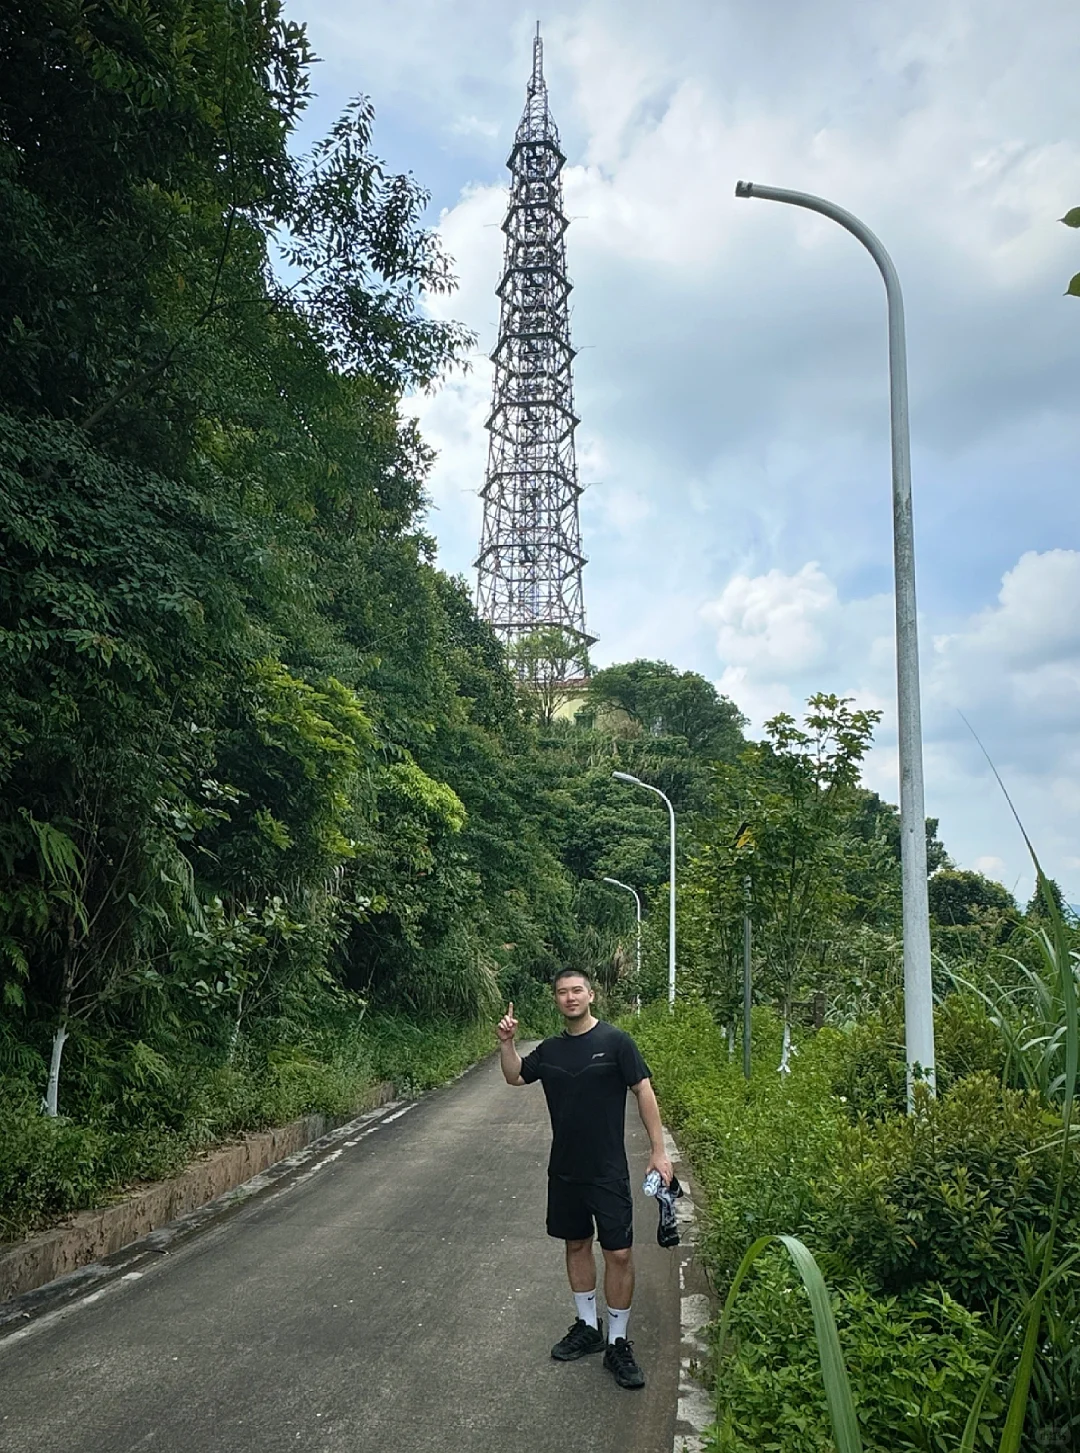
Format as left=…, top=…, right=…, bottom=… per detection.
left=642, top=1169, right=662, bottom=1197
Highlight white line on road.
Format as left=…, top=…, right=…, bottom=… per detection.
left=380, top=1105, right=418, bottom=1124
left=250, top=1102, right=418, bottom=1200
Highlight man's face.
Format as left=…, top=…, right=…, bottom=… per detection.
left=554, top=976, right=594, bottom=1021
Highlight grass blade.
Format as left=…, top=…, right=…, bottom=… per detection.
left=716, top=1233, right=863, bottom=1453
left=715, top=1233, right=775, bottom=1370
left=777, top=1235, right=864, bottom=1453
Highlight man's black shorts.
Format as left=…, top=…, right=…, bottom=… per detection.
left=546, top=1175, right=633, bottom=1250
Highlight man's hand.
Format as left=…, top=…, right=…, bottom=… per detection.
left=497, top=1002, right=525, bottom=1085
left=645, top=1150, right=674, bottom=1187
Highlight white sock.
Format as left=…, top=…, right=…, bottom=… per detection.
left=574, top=1289, right=598, bottom=1328
left=607, top=1306, right=630, bottom=1343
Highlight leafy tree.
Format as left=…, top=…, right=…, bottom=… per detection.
left=849, top=791, right=950, bottom=878
left=927, top=868, right=1019, bottom=967
left=929, top=869, right=1015, bottom=928
left=0, top=2, right=470, bottom=455
left=1025, top=875, right=1071, bottom=923
left=0, top=0, right=482, bottom=1116
left=509, top=626, right=591, bottom=726
left=683, top=695, right=883, bottom=1062
left=587, top=658, right=745, bottom=760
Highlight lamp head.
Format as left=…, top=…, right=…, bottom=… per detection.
left=612, top=771, right=639, bottom=785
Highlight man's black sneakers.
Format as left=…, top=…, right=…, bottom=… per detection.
left=603, top=1337, right=646, bottom=1389
left=550, top=1318, right=606, bottom=1361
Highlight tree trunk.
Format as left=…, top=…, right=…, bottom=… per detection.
left=227, top=990, right=245, bottom=1064
left=43, top=1022, right=69, bottom=1117
left=777, top=996, right=794, bottom=1075
left=44, top=951, right=76, bottom=1117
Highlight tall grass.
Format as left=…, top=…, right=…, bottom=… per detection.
left=950, top=940, right=1076, bottom=1103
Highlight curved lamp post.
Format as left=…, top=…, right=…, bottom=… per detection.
left=734, top=180, right=935, bottom=1106
left=601, top=876, right=642, bottom=994
left=612, top=772, right=676, bottom=1009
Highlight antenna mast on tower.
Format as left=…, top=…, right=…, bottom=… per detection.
left=475, top=25, right=594, bottom=674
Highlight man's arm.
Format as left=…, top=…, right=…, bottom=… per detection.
left=630, top=1077, right=673, bottom=1184
left=497, top=1001, right=526, bottom=1085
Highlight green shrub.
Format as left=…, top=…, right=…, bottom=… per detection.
left=807, top=1074, right=1075, bottom=1312
left=1025, top=1240, right=1080, bottom=1451
left=713, top=1254, right=1004, bottom=1453
left=628, top=1001, right=848, bottom=1278
left=933, top=993, right=1007, bottom=1087
left=0, top=1010, right=496, bottom=1243
left=828, top=1009, right=907, bottom=1120
left=0, top=1093, right=109, bottom=1240
left=827, top=993, right=1007, bottom=1122
left=360, top=1012, right=496, bottom=1095
left=637, top=993, right=1080, bottom=1446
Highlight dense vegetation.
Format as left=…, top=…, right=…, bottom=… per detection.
left=636, top=986, right=1077, bottom=1450
left=631, top=758, right=1079, bottom=1449
left=3, top=8, right=1077, bottom=1448
left=0, top=0, right=745, bottom=1239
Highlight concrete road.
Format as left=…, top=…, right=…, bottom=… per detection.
left=0, top=1051, right=683, bottom=1453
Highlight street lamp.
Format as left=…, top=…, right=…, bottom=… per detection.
left=734, top=180, right=935, bottom=1106
left=601, top=876, right=642, bottom=997
left=612, top=772, right=677, bottom=1009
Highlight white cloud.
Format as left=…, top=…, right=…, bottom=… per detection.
left=298, top=0, right=1080, bottom=899
left=706, top=563, right=844, bottom=674
left=923, top=549, right=1080, bottom=896
left=974, top=856, right=1007, bottom=879
left=932, top=549, right=1080, bottom=716
left=696, top=549, right=1080, bottom=898
left=451, top=114, right=500, bottom=140
left=701, top=563, right=892, bottom=726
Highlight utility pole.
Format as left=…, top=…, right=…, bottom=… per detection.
left=735, top=180, right=935, bottom=1106
left=612, top=772, right=677, bottom=1008
left=601, top=876, right=642, bottom=998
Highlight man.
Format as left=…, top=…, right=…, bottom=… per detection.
left=496, top=969, right=673, bottom=1391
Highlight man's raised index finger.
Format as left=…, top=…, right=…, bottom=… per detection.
left=508, top=1001, right=514, bottom=1018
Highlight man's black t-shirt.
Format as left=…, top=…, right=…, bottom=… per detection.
left=520, top=1020, right=651, bottom=1184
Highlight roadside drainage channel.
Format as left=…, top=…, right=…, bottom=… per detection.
left=0, top=1095, right=414, bottom=1339
left=664, top=1126, right=715, bottom=1453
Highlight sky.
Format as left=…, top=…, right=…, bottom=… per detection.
left=289, top=0, right=1080, bottom=904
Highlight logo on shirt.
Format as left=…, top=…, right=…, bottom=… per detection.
left=592, top=1052, right=606, bottom=1059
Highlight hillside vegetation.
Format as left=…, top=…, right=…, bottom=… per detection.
left=0, top=1, right=743, bottom=1237
left=3, top=11, right=1077, bottom=1448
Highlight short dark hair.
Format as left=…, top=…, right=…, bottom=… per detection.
left=553, top=968, right=592, bottom=991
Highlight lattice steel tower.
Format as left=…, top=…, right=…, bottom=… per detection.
left=475, top=25, right=593, bottom=667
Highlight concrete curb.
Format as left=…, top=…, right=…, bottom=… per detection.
left=662, top=1125, right=716, bottom=1453
left=0, top=1080, right=395, bottom=1308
